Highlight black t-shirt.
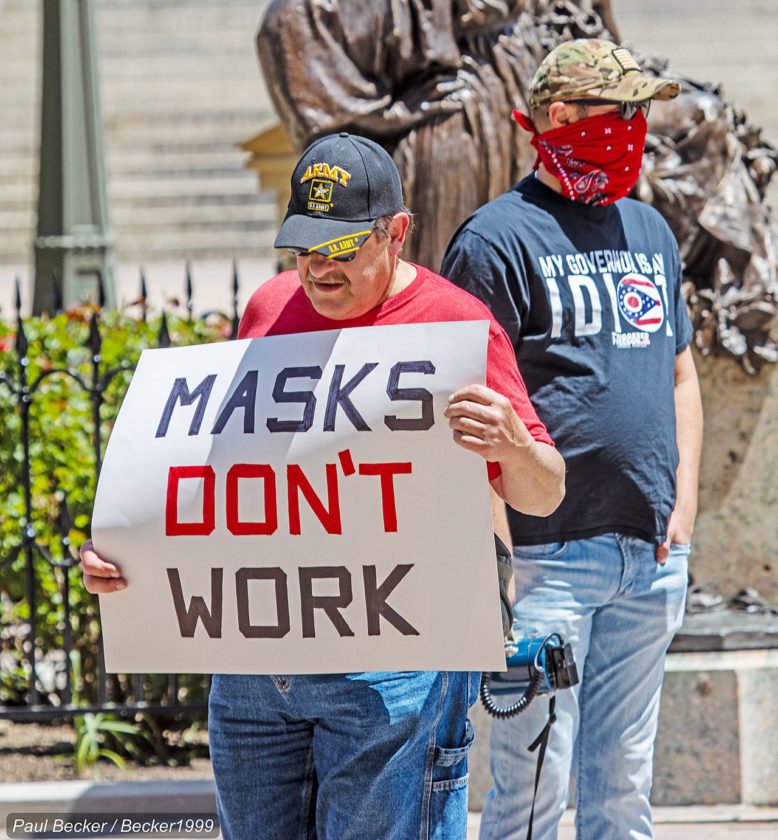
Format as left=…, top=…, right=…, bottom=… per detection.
left=442, top=175, right=693, bottom=545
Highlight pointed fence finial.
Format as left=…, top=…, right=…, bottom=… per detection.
left=97, top=270, right=106, bottom=309
left=88, top=312, right=102, bottom=357
left=139, top=267, right=148, bottom=322
left=52, top=269, right=63, bottom=314
left=57, top=493, right=74, bottom=542
left=15, top=314, right=29, bottom=360
left=158, top=310, right=171, bottom=348
left=230, top=260, right=240, bottom=339
left=185, top=262, right=194, bottom=322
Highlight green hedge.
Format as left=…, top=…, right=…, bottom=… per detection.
left=0, top=306, right=231, bottom=709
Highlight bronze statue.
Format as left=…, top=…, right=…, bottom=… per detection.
left=258, top=0, right=777, bottom=372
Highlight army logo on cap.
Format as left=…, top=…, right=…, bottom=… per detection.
left=308, top=179, right=333, bottom=211
left=299, top=161, right=352, bottom=214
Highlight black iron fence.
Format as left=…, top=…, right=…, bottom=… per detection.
left=0, top=266, right=242, bottom=722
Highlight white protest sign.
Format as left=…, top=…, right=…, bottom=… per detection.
left=92, top=320, right=505, bottom=674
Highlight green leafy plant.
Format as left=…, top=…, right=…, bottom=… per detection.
left=0, top=305, right=229, bottom=713
left=69, top=650, right=138, bottom=775
left=73, top=711, right=139, bottom=774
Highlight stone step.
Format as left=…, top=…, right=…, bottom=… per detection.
left=0, top=211, right=35, bottom=231
left=0, top=148, right=259, bottom=182
left=0, top=0, right=259, bottom=24
left=0, top=37, right=261, bottom=63
left=103, top=82, right=261, bottom=105
left=0, top=195, right=275, bottom=234
left=107, top=151, right=252, bottom=174
left=98, top=29, right=258, bottom=47
left=114, top=230, right=275, bottom=260
left=0, top=132, right=264, bottom=157
left=0, top=76, right=36, bottom=97
left=0, top=174, right=265, bottom=204
left=105, top=120, right=268, bottom=149
left=0, top=0, right=276, bottom=266
left=0, top=161, right=36, bottom=183
left=110, top=164, right=261, bottom=182
left=95, top=12, right=264, bottom=35
left=0, top=132, right=36, bottom=153
left=0, top=82, right=263, bottom=111
left=0, top=118, right=268, bottom=152
left=104, top=108, right=269, bottom=129
left=112, top=202, right=276, bottom=225
left=0, top=107, right=37, bottom=131
left=0, top=91, right=268, bottom=120
left=116, top=220, right=277, bottom=241
left=0, top=186, right=35, bottom=209
left=98, top=0, right=261, bottom=7
left=113, top=165, right=257, bottom=182
left=0, top=43, right=262, bottom=71
left=0, top=42, right=260, bottom=66
left=0, top=40, right=260, bottom=66
left=109, top=177, right=264, bottom=202
left=0, top=96, right=266, bottom=120
left=0, top=196, right=276, bottom=232
left=0, top=244, right=31, bottom=263
left=0, top=231, right=275, bottom=263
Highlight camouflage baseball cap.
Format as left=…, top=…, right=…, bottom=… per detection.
left=529, top=38, right=681, bottom=108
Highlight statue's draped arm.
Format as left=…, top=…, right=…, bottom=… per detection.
left=258, top=0, right=470, bottom=149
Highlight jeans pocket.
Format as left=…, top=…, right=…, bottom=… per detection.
left=514, top=541, right=567, bottom=560
left=428, top=719, right=473, bottom=840
left=428, top=779, right=468, bottom=840
left=670, top=542, right=692, bottom=555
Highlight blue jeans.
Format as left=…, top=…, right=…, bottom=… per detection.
left=480, top=534, right=689, bottom=840
left=209, top=670, right=480, bottom=840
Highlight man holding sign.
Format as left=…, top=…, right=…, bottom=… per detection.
left=81, top=133, right=564, bottom=840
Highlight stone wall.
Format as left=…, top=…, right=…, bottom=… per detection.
left=692, top=355, right=778, bottom=603
left=469, top=649, right=778, bottom=808
left=616, top=0, right=778, bottom=207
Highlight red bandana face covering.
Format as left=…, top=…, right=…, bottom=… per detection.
left=513, top=109, right=648, bottom=206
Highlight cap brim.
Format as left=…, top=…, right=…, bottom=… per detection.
left=274, top=215, right=374, bottom=258
left=597, top=74, right=681, bottom=102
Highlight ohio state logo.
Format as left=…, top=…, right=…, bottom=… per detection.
left=617, top=274, right=664, bottom=333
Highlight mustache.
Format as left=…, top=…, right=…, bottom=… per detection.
left=303, top=270, right=349, bottom=285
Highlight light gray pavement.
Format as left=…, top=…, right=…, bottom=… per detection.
left=1, top=809, right=777, bottom=839
left=1, top=782, right=777, bottom=840
left=467, top=807, right=778, bottom=839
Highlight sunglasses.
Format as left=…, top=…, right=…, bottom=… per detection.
left=286, top=230, right=374, bottom=263
left=286, top=247, right=359, bottom=262
left=568, top=99, right=651, bottom=121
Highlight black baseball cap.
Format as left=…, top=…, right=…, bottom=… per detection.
left=274, top=133, right=404, bottom=259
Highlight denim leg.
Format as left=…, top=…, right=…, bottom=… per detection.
left=573, top=538, right=688, bottom=840
left=308, top=670, right=477, bottom=840
left=478, top=535, right=688, bottom=840
left=209, top=670, right=477, bottom=840
left=427, top=671, right=480, bottom=840
left=479, top=537, right=612, bottom=840
left=208, top=674, right=317, bottom=840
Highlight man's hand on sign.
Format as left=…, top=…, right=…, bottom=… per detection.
left=445, top=384, right=534, bottom=461
left=79, top=539, right=127, bottom=594
left=445, top=383, right=565, bottom=517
